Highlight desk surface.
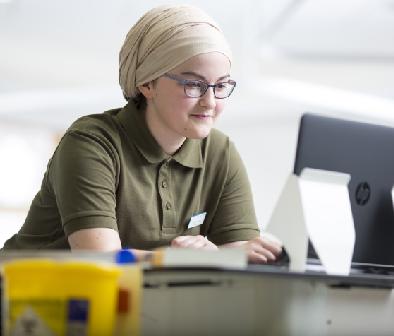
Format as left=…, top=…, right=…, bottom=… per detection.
left=1, top=253, right=394, bottom=335
left=144, top=264, right=394, bottom=288
left=142, top=265, right=394, bottom=336
left=1, top=250, right=393, bottom=287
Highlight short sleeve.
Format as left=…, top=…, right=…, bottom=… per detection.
left=49, top=130, right=119, bottom=236
left=207, top=141, right=260, bottom=245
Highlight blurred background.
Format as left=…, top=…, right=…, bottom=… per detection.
left=1, top=0, right=394, bottom=246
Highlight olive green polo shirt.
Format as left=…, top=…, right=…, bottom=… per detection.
left=3, top=102, right=259, bottom=250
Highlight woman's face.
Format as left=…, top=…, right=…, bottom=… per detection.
left=143, top=52, right=232, bottom=145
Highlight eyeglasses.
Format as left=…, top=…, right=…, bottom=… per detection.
left=163, top=73, right=236, bottom=99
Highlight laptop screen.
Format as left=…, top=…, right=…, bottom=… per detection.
left=294, top=113, right=394, bottom=268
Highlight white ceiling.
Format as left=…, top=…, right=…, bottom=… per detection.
left=1, top=0, right=394, bottom=128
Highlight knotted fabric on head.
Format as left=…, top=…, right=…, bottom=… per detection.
left=119, top=5, right=232, bottom=100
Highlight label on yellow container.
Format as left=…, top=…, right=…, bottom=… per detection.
left=4, top=259, right=120, bottom=336
left=8, top=298, right=89, bottom=336
left=115, top=264, right=142, bottom=336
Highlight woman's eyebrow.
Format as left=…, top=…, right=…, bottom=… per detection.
left=180, top=71, right=230, bottom=81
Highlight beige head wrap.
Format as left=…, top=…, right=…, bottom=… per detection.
left=119, top=5, right=232, bottom=99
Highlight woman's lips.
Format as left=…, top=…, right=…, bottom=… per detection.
left=190, top=114, right=213, bottom=119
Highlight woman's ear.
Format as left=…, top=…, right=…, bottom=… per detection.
left=138, top=82, right=154, bottom=99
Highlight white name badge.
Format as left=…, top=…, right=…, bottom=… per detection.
left=187, top=212, right=207, bottom=229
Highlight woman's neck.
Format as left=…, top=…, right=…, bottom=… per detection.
left=144, top=107, right=186, bottom=155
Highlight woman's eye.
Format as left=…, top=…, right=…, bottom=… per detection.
left=185, top=81, right=203, bottom=89
left=216, top=82, right=228, bottom=90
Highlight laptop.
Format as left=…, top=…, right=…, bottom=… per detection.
left=294, top=113, right=394, bottom=273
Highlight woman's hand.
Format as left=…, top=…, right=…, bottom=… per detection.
left=171, top=235, right=218, bottom=250
left=220, top=235, right=283, bottom=264
left=242, top=236, right=283, bottom=264
left=171, top=234, right=283, bottom=264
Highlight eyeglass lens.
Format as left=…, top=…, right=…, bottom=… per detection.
left=184, top=80, right=235, bottom=98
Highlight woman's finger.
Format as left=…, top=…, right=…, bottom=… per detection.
left=171, top=235, right=204, bottom=248
left=248, top=250, right=268, bottom=264
left=246, top=241, right=276, bottom=261
left=182, top=236, right=206, bottom=248
left=250, top=236, right=282, bottom=255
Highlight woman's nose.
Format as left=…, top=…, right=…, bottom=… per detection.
left=199, top=86, right=216, bottom=109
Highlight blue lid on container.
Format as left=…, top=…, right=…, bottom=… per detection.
left=115, top=249, right=137, bottom=264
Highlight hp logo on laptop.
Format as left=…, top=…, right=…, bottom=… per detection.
left=355, top=182, right=371, bottom=206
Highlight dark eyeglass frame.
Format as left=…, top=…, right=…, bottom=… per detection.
left=163, top=73, right=236, bottom=99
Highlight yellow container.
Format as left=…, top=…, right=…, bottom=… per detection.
left=3, top=259, right=120, bottom=336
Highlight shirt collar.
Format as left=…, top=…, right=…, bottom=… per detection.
left=116, top=101, right=203, bottom=168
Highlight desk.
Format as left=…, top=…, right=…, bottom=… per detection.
left=1, top=253, right=394, bottom=336
left=142, top=266, right=394, bottom=336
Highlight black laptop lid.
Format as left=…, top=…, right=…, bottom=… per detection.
left=294, top=113, right=394, bottom=266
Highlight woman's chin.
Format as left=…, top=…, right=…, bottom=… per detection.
left=186, top=127, right=212, bottom=139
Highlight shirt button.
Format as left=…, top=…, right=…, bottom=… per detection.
left=161, top=180, right=168, bottom=188
left=165, top=202, right=172, bottom=210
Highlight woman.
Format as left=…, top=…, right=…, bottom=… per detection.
left=3, top=5, right=281, bottom=263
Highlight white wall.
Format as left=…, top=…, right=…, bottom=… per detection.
left=219, top=113, right=300, bottom=229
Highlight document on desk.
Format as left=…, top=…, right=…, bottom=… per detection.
left=266, top=168, right=355, bottom=275
left=151, top=247, right=247, bottom=268
left=300, top=168, right=355, bottom=275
